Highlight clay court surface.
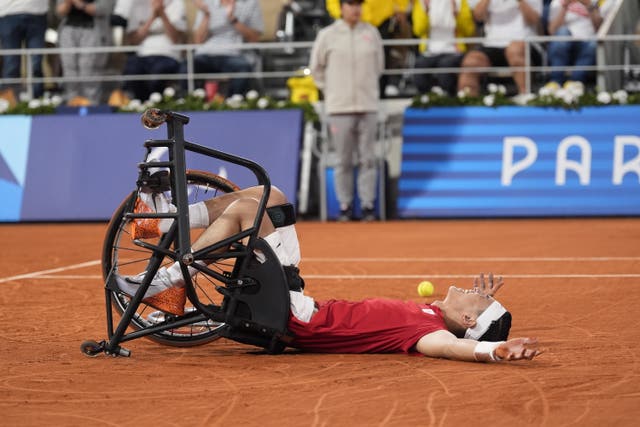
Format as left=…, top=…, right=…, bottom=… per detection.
left=1, top=218, right=639, bottom=426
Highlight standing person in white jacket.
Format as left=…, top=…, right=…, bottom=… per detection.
left=310, top=0, right=384, bottom=222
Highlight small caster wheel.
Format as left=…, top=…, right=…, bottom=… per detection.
left=80, top=340, right=104, bottom=357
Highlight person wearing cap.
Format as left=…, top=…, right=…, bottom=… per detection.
left=117, top=182, right=541, bottom=363
left=310, top=0, right=385, bottom=222
left=325, top=0, right=410, bottom=97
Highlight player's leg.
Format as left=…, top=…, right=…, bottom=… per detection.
left=202, top=185, right=288, bottom=226
left=119, top=196, right=275, bottom=296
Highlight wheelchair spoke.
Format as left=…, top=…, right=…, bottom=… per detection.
left=102, top=170, right=238, bottom=347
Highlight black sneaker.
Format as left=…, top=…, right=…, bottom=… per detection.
left=361, top=207, right=376, bottom=222
left=337, top=206, right=352, bottom=222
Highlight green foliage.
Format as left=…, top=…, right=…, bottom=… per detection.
left=3, top=101, right=56, bottom=115
left=0, top=89, right=319, bottom=123
left=410, top=84, right=640, bottom=110
left=117, top=90, right=320, bottom=123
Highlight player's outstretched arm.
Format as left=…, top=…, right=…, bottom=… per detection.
left=415, top=330, right=543, bottom=363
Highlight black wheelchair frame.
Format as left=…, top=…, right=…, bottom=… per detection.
left=81, top=109, right=293, bottom=357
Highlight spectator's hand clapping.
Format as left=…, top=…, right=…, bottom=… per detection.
left=192, top=0, right=210, bottom=15
left=221, top=0, right=236, bottom=19
left=151, top=0, right=164, bottom=17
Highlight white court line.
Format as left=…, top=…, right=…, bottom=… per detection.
left=304, top=257, right=640, bottom=262
left=6, top=273, right=640, bottom=281
left=303, top=274, right=640, bottom=279
left=0, top=260, right=101, bottom=284
left=33, top=275, right=103, bottom=280
left=2, top=257, right=640, bottom=284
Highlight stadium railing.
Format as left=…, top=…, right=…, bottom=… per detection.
left=0, top=0, right=638, bottom=102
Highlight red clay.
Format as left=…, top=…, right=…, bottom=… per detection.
left=1, top=218, right=639, bottom=426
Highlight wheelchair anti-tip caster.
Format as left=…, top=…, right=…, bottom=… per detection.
left=80, top=340, right=131, bottom=357
left=80, top=340, right=105, bottom=357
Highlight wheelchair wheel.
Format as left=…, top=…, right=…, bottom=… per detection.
left=102, top=170, right=240, bottom=347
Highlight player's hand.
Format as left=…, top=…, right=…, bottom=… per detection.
left=495, top=338, right=543, bottom=361
left=473, top=272, right=503, bottom=297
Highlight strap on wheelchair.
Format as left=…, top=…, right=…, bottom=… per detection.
left=267, top=203, right=296, bottom=228
left=137, top=170, right=171, bottom=193
left=283, top=265, right=305, bottom=291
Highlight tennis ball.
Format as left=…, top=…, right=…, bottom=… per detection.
left=417, top=280, right=434, bottom=297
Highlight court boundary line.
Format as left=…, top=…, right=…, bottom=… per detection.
left=2, top=257, right=640, bottom=284
left=4, top=273, right=640, bottom=281
left=304, top=257, right=640, bottom=262
left=0, top=260, right=101, bottom=284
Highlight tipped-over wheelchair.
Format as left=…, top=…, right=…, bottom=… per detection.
left=81, top=109, right=295, bottom=357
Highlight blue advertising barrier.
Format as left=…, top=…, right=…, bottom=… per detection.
left=400, top=106, right=640, bottom=217
left=0, top=110, right=303, bottom=222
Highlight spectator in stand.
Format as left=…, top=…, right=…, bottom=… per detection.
left=546, top=0, right=613, bottom=87
left=412, top=0, right=476, bottom=96
left=458, top=0, right=543, bottom=98
left=326, top=0, right=410, bottom=97
left=182, top=0, right=263, bottom=97
left=56, top=0, right=115, bottom=105
left=113, top=0, right=187, bottom=102
left=0, top=0, right=49, bottom=99
left=310, top=0, right=384, bottom=222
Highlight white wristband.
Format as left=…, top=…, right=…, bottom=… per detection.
left=474, top=341, right=504, bottom=362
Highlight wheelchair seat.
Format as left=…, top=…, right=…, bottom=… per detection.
left=216, top=237, right=293, bottom=353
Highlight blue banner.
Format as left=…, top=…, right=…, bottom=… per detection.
left=0, top=110, right=303, bottom=222
left=400, top=106, right=640, bottom=217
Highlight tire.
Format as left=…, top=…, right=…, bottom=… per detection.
left=102, top=170, right=239, bottom=347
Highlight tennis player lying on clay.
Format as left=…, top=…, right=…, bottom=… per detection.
left=116, top=185, right=542, bottom=363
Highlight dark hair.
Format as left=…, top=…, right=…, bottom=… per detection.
left=478, top=311, right=512, bottom=341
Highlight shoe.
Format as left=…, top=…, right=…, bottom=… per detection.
left=337, top=206, right=352, bottom=222
left=511, top=93, right=533, bottom=106
left=384, top=84, right=400, bottom=97
left=361, top=207, right=376, bottom=222
left=115, top=268, right=185, bottom=316
left=116, top=267, right=173, bottom=297
left=130, top=192, right=171, bottom=239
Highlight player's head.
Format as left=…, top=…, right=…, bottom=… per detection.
left=340, top=0, right=364, bottom=24
left=436, top=286, right=512, bottom=341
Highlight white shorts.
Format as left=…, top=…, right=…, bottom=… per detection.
left=262, top=225, right=315, bottom=323
left=262, top=225, right=301, bottom=267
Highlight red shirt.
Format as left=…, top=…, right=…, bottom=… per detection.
left=288, top=298, right=448, bottom=354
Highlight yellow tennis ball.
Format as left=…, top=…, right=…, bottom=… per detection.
left=417, top=280, right=434, bottom=297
